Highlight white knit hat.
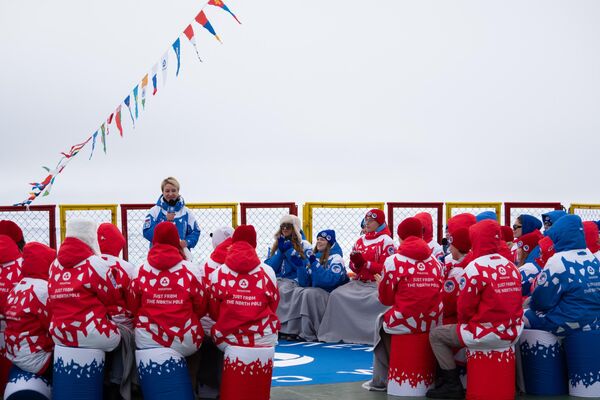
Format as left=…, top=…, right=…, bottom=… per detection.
left=211, top=226, right=234, bottom=249
left=65, top=218, right=100, bottom=254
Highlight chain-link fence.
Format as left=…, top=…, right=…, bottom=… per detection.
left=304, top=203, right=384, bottom=263
left=121, top=204, right=153, bottom=267
left=504, top=202, right=564, bottom=227
left=569, top=204, right=600, bottom=222
left=186, top=204, right=237, bottom=264
left=59, top=205, right=117, bottom=242
left=445, top=202, right=502, bottom=223
left=120, top=204, right=237, bottom=266
left=0, top=206, right=57, bottom=248
left=240, top=203, right=298, bottom=260
left=387, top=203, right=444, bottom=243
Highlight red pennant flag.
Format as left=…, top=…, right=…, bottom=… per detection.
left=115, top=106, right=123, bottom=137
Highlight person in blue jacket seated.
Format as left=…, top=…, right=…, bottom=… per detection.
left=142, top=176, right=200, bottom=260
left=265, top=215, right=312, bottom=339
left=298, top=230, right=349, bottom=292
left=282, top=230, right=350, bottom=341
left=513, top=214, right=543, bottom=296
left=524, top=214, right=600, bottom=336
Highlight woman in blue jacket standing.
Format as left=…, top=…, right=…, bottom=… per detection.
left=142, top=177, right=200, bottom=260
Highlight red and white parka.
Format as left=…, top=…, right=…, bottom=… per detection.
left=349, top=227, right=395, bottom=282
left=209, top=240, right=280, bottom=350
left=200, top=237, right=232, bottom=335
left=442, top=253, right=472, bottom=325
left=379, top=236, right=443, bottom=334
left=128, top=243, right=208, bottom=357
left=98, top=223, right=136, bottom=321
left=48, top=237, right=121, bottom=351
left=0, top=235, right=23, bottom=353
left=5, top=243, right=55, bottom=374
left=457, top=221, right=524, bottom=350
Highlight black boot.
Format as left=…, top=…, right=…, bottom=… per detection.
left=426, top=368, right=465, bottom=399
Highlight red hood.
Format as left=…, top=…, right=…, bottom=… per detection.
left=210, top=237, right=233, bottom=264
left=57, top=237, right=94, bottom=268
left=536, top=236, right=555, bottom=268
left=147, top=243, right=184, bottom=271
left=415, top=213, right=434, bottom=242
left=365, top=225, right=392, bottom=240
left=22, top=242, right=56, bottom=280
left=583, top=221, right=600, bottom=254
left=398, top=237, right=432, bottom=261
left=225, top=241, right=261, bottom=273
left=470, top=220, right=502, bottom=259
left=98, top=223, right=125, bottom=257
left=0, top=235, right=21, bottom=264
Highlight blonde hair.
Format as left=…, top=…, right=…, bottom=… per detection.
left=161, top=177, right=180, bottom=192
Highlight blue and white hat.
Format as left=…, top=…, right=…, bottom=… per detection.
left=317, top=230, right=336, bottom=246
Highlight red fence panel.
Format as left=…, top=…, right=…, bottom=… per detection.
left=240, top=202, right=298, bottom=260
left=387, top=202, right=444, bottom=243
left=0, top=205, right=57, bottom=249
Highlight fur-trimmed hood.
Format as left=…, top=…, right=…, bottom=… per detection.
left=274, top=214, right=303, bottom=241
left=65, top=218, right=100, bottom=255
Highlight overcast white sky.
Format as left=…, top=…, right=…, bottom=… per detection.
left=1, top=0, right=599, bottom=208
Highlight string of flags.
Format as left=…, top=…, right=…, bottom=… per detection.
left=16, top=0, right=241, bottom=207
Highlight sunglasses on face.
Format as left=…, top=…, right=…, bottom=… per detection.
left=280, top=223, right=293, bottom=230
left=512, top=225, right=522, bottom=230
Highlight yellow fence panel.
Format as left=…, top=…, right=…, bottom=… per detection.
left=59, top=204, right=118, bottom=242
left=569, top=203, right=600, bottom=221
left=445, top=202, right=502, bottom=223
left=303, top=202, right=384, bottom=262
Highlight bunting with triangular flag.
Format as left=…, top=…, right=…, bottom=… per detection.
left=100, top=123, right=107, bottom=153
left=16, top=0, right=242, bottom=207
left=172, top=38, right=181, bottom=76
left=124, top=95, right=135, bottom=126
left=183, top=24, right=203, bottom=62
left=89, top=131, right=98, bottom=160
left=115, top=105, right=123, bottom=137
left=141, top=74, right=148, bottom=109
left=209, top=0, right=241, bottom=24
left=151, top=64, right=158, bottom=95
left=195, top=10, right=222, bottom=43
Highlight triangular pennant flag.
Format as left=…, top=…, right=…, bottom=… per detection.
left=161, top=51, right=169, bottom=86
left=101, top=123, right=107, bottom=153
left=208, top=0, right=241, bottom=24
left=151, top=63, right=158, bottom=95
left=141, top=74, right=148, bottom=109
left=115, top=105, right=123, bottom=137
left=133, top=85, right=139, bottom=119
left=89, top=130, right=98, bottom=160
left=172, top=38, right=181, bottom=76
left=195, top=10, right=222, bottom=43
left=106, top=113, right=114, bottom=135
left=183, top=24, right=203, bottom=62
left=124, top=95, right=135, bottom=127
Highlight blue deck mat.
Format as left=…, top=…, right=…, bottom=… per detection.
left=272, top=341, right=374, bottom=386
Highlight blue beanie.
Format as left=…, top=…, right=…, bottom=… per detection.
left=317, top=230, right=336, bottom=245
left=541, top=210, right=567, bottom=227
left=476, top=211, right=497, bottom=222
left=519, top=214, right=542, bottom=235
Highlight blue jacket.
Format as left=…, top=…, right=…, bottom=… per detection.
left=530, top=215, right=600, bottom=335
left=297, top=243, right=349, bottom=292
left=142, top=196, right=201, bottom=248
left=265, top=239, right=312, bottom=280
